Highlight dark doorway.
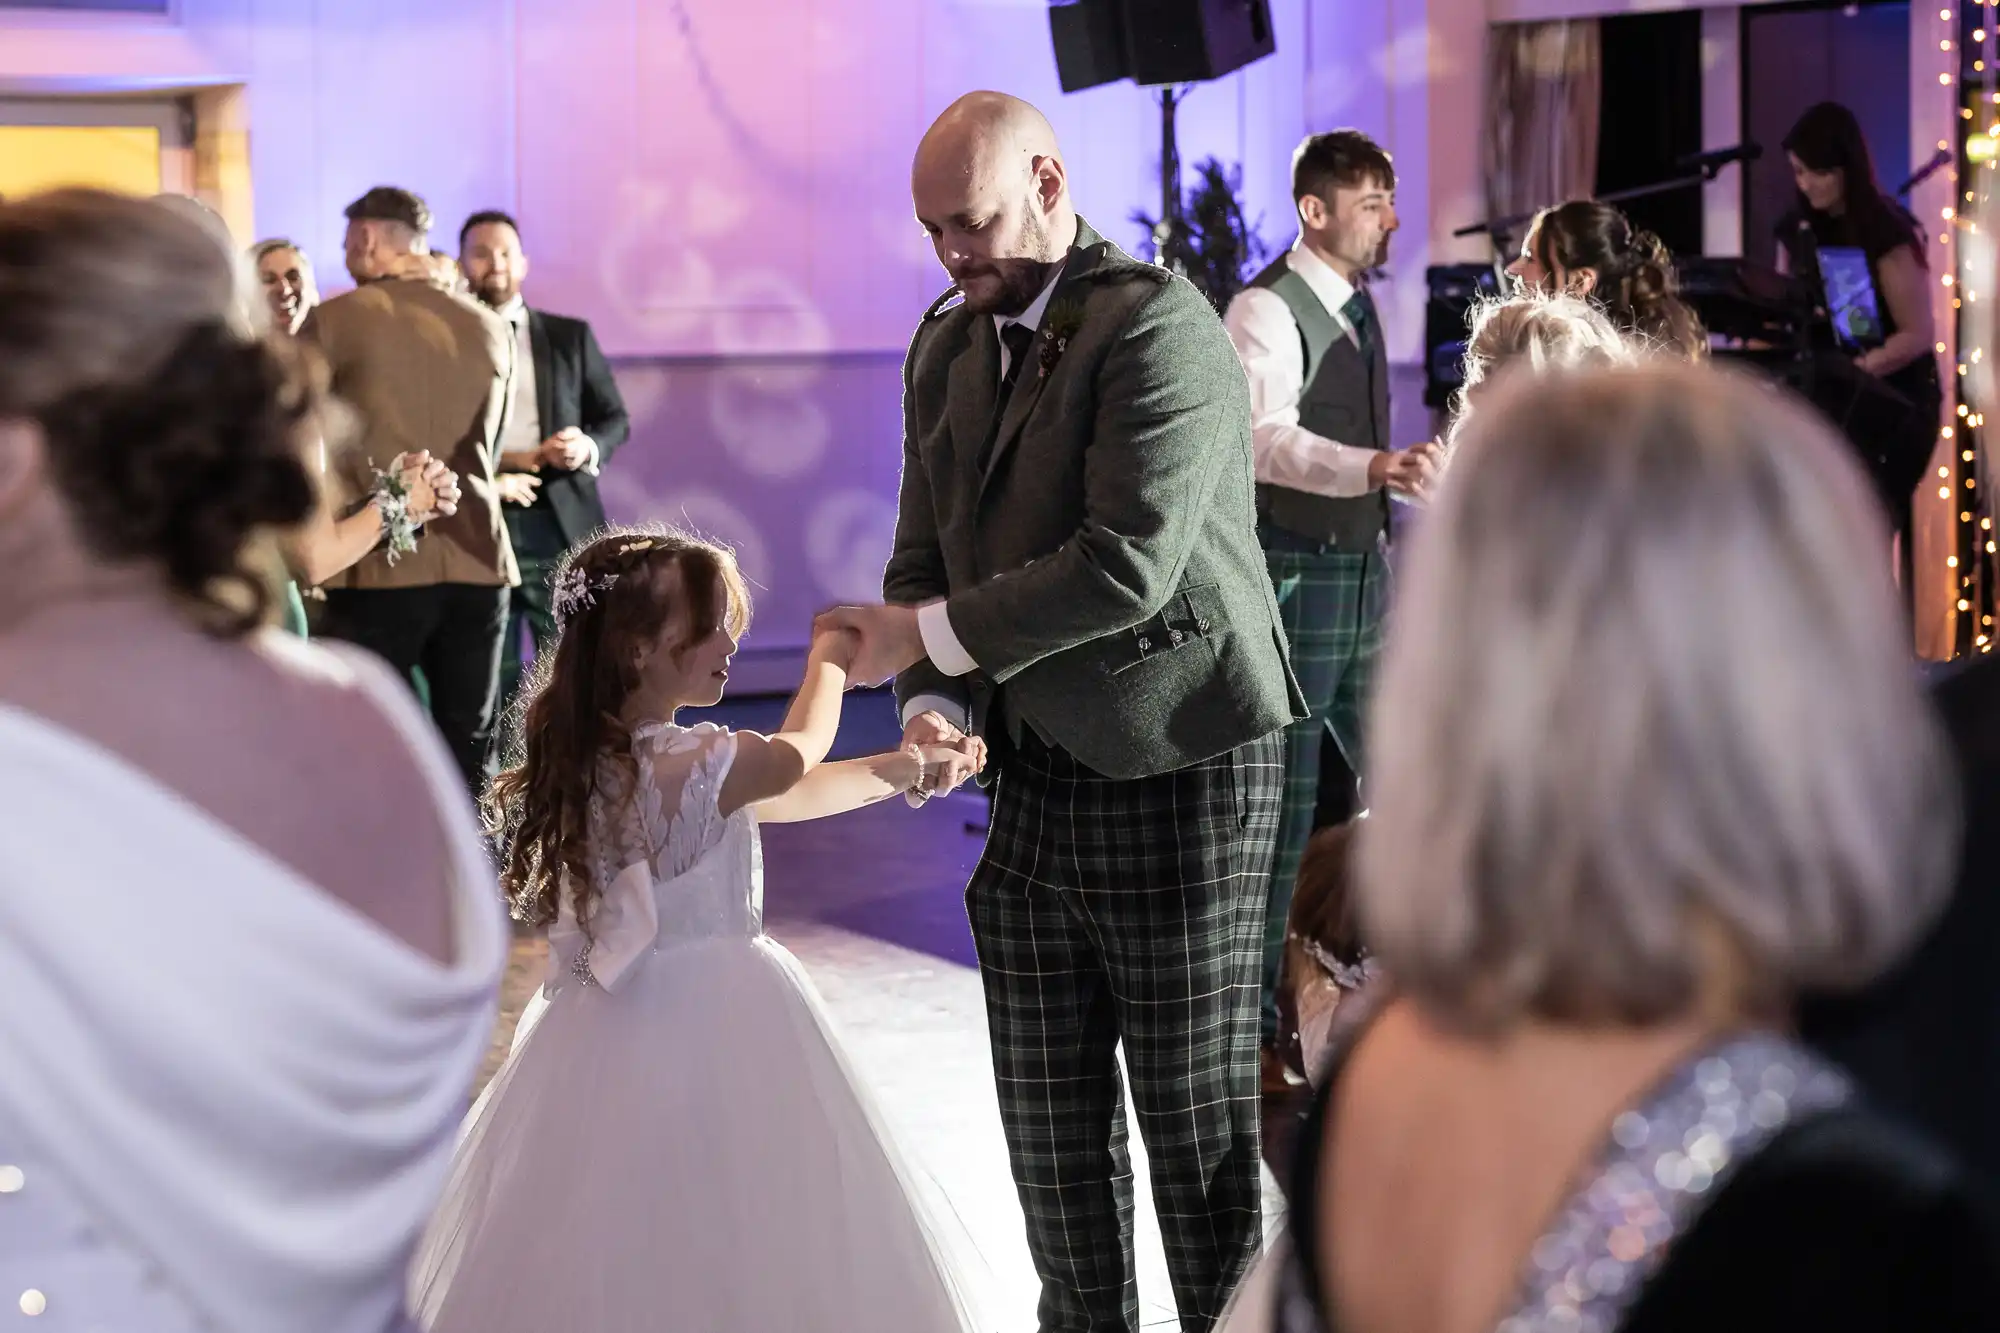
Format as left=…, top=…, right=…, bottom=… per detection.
left=1596, top=11, right=1705, bottom=258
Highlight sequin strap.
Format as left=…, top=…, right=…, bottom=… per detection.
left=1493, top=1034, right=1852, bottom=1333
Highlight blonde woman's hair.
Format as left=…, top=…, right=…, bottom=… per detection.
left=1362, top=360, right=1956, bottom=1032
left=1447, top=292, right=1634, bottom=452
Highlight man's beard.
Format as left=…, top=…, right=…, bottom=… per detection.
left=958, top=209, right=1055, bottom=316
left=472, top=277, right=516, bottom=309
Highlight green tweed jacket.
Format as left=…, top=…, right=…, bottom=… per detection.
left=885, top=218, right=1305, bottom=780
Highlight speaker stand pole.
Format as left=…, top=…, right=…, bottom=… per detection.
left=1152, top=84, right=1188, bottom=267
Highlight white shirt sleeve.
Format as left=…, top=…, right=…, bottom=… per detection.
left=901, top=693, right=970, bottom=730
left=1223, top=287, right=1381, bottom=499
left=916, top=599, right=978, bottom=677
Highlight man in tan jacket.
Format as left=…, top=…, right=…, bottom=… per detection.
left=305, top=186, right=519, bottom=795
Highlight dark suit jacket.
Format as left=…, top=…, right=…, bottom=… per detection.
left=885, top=217, right=1305, bottom=780
left=1800, top=655, right=2000, bottom=1228
left=518, top=308, right=630, bottom=551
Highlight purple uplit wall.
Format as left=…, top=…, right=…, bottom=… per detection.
left=243, top=0, right=1333, bottom=359
left=599, top=352, right=906, bottom=663
left=1, top=0, right=1487, bottom=652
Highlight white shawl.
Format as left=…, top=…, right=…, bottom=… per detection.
left=0, top=652, right=504, bottom=1333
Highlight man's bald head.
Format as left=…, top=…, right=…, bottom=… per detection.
left=913, top=92, right=1078, bottom=316
left=914, top=92, right=1062, bottom=184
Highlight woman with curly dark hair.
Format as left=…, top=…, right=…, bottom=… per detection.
left=0, top=189, right=507, bottom=1330
left=1507, top=198, right=1709, bottom=360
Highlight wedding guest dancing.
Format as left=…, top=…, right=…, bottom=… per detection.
left=825, top=92, right=1304, bottom=1333
left=1443, top=290, right=1635, bottom=452
left=249, top=236, right=463, bottom=641
left=277, top=439, right=460, bottom=639
left=1505, top=199, right=1708, bottom=358
left=1282, top=361, right=1996, bottom=1331
left=1222, top=131, right=1439, bottom=1088
left=148, top=210, right=457, bottom=641
left=252, top=236, right=319, bottom=336
left=412, top=528, right=978, bottom=1333
left=0, top=189, right=505, bottom=1332
left=304, top=186, right=520, bottom=794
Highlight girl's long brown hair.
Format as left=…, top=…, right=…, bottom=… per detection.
left=487, top=524, right=750, bottom=934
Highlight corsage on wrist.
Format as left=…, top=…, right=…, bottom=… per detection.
left=369, top=467, right=419, bottom=565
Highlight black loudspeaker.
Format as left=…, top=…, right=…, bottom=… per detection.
left=1050, top=0, right=1130, bottom=92
left=1124, top=0, right=1275, bottom=84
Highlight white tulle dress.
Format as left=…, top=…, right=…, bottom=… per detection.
left=410, top=721, right=979, bottom=1333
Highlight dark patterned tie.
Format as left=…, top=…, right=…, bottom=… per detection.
left=980, top=321, right=1040, bottom=469
left=1341, top=289, right=1374, bottom=357
left=998, top=321, right=1038, bottom=401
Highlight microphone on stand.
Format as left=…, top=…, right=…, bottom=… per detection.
left=1676, top=143, right=1764, bottom=175
left=1896, top=148, right=1955, bottom=198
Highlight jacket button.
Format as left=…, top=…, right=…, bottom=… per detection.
left=1138, top=637, right=1152, bottom=651
left=1196, top=617, right=1211, bottom=633
left=1167, top=629, right=1185, bottom=647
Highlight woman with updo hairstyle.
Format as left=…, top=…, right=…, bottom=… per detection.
left=0, top=190, right=504, bottom=1330
left=1508, top=199, right=1708, bottom=359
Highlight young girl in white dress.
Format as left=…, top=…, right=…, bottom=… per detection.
left=410, top=526, right=983, bottom=1332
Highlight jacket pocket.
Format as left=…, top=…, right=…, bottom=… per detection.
left=1105, top=582, right=1227, bottom=676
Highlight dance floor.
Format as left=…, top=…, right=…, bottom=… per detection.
left=481, top=709, right=1292, bottom=1331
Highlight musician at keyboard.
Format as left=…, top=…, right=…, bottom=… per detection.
left=1776, top=101, right=1943, bottom=598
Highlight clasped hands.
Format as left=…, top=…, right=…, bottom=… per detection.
left=1367, top=440, right=1443, bottom=502
left=496, top=429, right=597, bottom=506
left=387, top=450, right=460, bottom=524
left=813, top=604, right=985, bottom=807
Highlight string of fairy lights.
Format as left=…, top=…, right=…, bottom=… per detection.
left=1944, top=2, right=1997, bottom=654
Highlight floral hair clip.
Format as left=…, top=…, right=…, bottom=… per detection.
left=552, top=565, right=620, bottom=628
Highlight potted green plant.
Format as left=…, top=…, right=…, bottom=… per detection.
left=1134, top=156, right=1272, bottom=313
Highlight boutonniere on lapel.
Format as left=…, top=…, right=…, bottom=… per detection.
left=1037, top=300, right=1088, bottom=380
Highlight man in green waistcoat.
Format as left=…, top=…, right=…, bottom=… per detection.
left=1223, top=131, right=1439, bottom=1089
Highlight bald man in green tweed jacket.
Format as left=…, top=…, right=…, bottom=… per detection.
left=823, top=92, right=1305, bottom=1333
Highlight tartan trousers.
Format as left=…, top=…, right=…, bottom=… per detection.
left=1258, top=532, right=1390, bottom=1043
left=969, top=726, right=1283, bottom=1333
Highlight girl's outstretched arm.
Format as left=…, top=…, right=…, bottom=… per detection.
left=717, top=627, right=855, bottom=817
left=754, top=744, right=971, bottom=824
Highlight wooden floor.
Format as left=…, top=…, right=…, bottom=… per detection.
left=479, top=785, right=1296, bottom=1333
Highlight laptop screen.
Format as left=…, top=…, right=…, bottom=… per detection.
left=1817, top=246, right=1886, bottom=352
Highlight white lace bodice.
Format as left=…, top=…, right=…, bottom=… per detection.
left=547, top=722, right=762, bottom=993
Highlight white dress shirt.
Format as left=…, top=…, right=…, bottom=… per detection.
left=903, top=267, right=1065, bottom=728
left=494, top=296, right=600, bottom=476
left=1222, top=242, right=1380, bottom=499
left=495, top=297, right=544, bottom=464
